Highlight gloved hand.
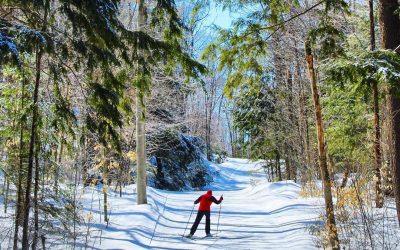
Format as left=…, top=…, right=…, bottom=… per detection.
left=219, top=196, right=223, bottom=202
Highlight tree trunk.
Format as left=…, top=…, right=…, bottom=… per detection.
left=226, top=111, right=235, bottom=157
left=136, top=0, right=147, bottom=205
left=286, top=69, right=297, bottom=182
left=296, top=44, right=310, bottom=171
left=328, top=156, right=335, bottom=180
left=381, top=91, right=393, bottom=196
left=266, top=165, right=272, bottom=182
left=369, top=0, right=376, bottom=52
left=103, top=148, right=109, bottom=223
left=32, top=146, right=40, bottom=250
left=276, top=152, right=282, bottom=181
left=22, top=4, right=49, bottom=247
left=73, top=154, right=78, bottom=248
left=207, top=104, right=212, bottom=161
left=383, top=93, right=394, bottom=196
left=340, top=167, right=350, bottom=189
left=41, top=165, right=45, bottom=202
left=270, top=163, right=275, bottom=180
left=205, top=94, right=212, bottom=161
left=54, top=135, right=63, bottom=196
left=368, top=0, right=384, bottom=209
left=4, top=173, right=9, bottom=214
left=136, top=93, right=147, bottom=204
left=41, top=235, right=46, bottom=250
left=2, top=171, right=5, bottom=199
left=119, top=181, right=123, bottom=197
left=207, top=82, right=217, bottom=161
left=285, top=157, right=291, bottom=180
left=103, top=181, right=108, bottom=222
left=14, top=77, right=27, bottom=250
left=305, top=42, right=339, bottom=249
left=379, top=0, right=400, bottom=225
left=22, top=45, right=44, bottom=250
left=373, top=79, right=383, bottom=207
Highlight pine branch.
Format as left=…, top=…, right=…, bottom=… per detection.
left=244, top=0, right=325, bottom=37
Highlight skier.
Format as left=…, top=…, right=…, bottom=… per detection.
left=185, top=190, right=223, bottom=238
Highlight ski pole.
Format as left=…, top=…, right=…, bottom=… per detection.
left=216, top=195, right=222, bottom=234
left=183, top=204, right=195, bottom=237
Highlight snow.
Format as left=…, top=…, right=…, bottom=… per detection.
left=80, top=158, right=321, bottom=249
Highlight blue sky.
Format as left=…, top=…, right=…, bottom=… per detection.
left=206, top=2, right=235, bottom=29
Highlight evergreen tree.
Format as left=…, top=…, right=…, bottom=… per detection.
left=379, top=0, right=400, bottom=226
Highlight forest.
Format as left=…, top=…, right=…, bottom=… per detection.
left=1, top=0, right=400, bottom=249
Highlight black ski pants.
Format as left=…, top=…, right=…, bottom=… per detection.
left=190, top=210, right=210, bottom=235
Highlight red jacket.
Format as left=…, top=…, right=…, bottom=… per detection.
left=194, top=190, right=222, bottom=211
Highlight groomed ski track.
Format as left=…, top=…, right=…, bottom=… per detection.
left=81, top=158, right=321, bottom=249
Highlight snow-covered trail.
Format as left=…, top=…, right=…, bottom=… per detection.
left=83, top=158, right=321, bottom=249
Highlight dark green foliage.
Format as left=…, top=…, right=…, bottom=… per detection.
left=324, top=50, right=400, bottom=96
left=307, top=0, right=349, bottom=59
left=152, top=0, right=182, bottom=42
left=322, top=81, right=371, bottom=166
left=1, top=0, right=206, bottom=150
left=1, top=0, right=132, bottom=150
left=233, top=84, right=275, bottom=135
left=86, top=79, right=124, bottom=150
left=308, top=22, right=345, bottom=58
left=322, top=48, right=400, bottom=169
left=204, top=28, right=268, bottom=98
left=232, top=82, right=281, bottom=160
left=320, top=49, right=400, bottom=167
left=60, top=0, right=129, bottom=66
left=217, top=0, right=299, bottom=24
left=1, top=1, right=207, bottom=247
left=325, top=0, right=349, bottom=14
left=50, top=83, right=77, bottom=136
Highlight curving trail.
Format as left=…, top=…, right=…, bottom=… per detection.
left=82, top=158, right=321, bottom=249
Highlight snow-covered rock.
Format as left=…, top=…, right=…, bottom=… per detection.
left=148, top=129, right=212, bottom=191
